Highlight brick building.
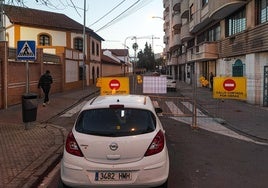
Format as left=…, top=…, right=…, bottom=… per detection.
left=0, top=5, right=104, bottom=109
left=163, top=0, right=268, bottom=106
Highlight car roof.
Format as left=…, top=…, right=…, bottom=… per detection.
left=81, top=94, right=155, bottom=112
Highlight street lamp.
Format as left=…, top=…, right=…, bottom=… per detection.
left=124, top=36, right=135, bottom=76
left=152, top=16, right=164, bottom=20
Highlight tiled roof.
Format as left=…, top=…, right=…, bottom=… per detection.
left=101, top=54, right=121, bottom=65
left=108, top=49, right=129, bottom=56
left=3, top=4, right=104, bottom=41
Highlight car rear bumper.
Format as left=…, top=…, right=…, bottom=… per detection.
left=61, top=150, right=169, bottom=187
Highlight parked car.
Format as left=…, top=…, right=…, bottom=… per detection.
left=160, top=75, right=177, bottom=91
left=61, top=94, right=169, bottom=188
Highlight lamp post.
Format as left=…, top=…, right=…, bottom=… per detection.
left=82, top=0, right=86, bottom=89
left=152, top=16, right=164, bottom=20
left=124, top=36, right=135, bottom=75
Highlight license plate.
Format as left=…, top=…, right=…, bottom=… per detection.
left=95, top=171, right=132, bottom=181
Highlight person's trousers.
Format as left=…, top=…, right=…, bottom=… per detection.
left=42, top=86, right=51, bottom=103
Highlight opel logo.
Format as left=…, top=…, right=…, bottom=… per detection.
left=109, top=142, right=118, bottom=151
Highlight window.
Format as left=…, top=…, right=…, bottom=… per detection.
left=232, top=59, right=244, bottom=77
left=96, top=43, right=99, bottom=56
left=39, top=34, right=51, bottom=46
left=197, top=24, right=220, bottom=44
left=190, top=4, right=194, bottom=20
left=202, top=0, right=208, bottom=7
left=226, top=8, right=246, bottom=36
left=75, top=108, right=156, bottom=137
left=256, top=0, right=268, bottom=24
left=74, top=37, right=83, bottom=52
left=91, top=41, right=95, bottom=55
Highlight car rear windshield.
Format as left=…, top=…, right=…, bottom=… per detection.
left=75, top=108, right=156, bottom=137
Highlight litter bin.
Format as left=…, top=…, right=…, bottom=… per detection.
left=22, top=93, right=38, bottom=123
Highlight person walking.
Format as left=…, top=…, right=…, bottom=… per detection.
left=209, top=72, right=214, bottom=91
left=38, top=70, right=53, bottom=107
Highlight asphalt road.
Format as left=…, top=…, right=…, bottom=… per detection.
left=38, top=88, right=268, bottom=188
left=162, top=117, right=268, bottom=188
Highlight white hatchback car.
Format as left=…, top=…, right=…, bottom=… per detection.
left=160, top=75, right=177, bottom=91
left=61, top=94, right=169, bottom=188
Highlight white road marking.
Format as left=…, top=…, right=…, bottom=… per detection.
left=165, top=101, right=267, bottom=145
left=181, top=101, right=206, bottom=116
left=165, top=101, right=184, bottom=115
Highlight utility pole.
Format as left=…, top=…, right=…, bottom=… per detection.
left=0, top=0, right=5, bottom=41
left=82, top=0, right=86, bottom=89
left=132, top=36, right=138, bottom=93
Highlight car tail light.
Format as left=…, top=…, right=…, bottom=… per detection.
left=145, top=130, right=165, bottom=156
left=65, top=132, right=84, bottom=157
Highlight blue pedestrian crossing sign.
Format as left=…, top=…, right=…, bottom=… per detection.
left=17, top=40, right=36, bottom=60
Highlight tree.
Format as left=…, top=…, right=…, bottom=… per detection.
left=136, top=42, right=156, bottom=72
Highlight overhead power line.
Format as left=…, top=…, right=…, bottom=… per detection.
left=95, top=0, right=153, bottom=32
left=89, top=0, right=126, bottom=27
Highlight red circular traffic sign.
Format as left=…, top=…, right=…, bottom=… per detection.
left=109, top=79, right=120, bottom=90
left=223, top=79, right=236, bottom=91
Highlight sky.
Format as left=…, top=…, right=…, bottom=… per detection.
left=16, top=0, right=165, bottom=56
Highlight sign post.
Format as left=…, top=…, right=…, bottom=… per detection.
left=17, top=41, right=36, bottom=93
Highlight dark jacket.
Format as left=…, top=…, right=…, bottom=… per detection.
left=38, top=73, right=53, bottom=88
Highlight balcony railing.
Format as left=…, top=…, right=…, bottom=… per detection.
left=172, top=13, right=182, bottom=30
left=187, top=42, right=219, bottom=62
left=181, top=23, right=192, bottom=42
left=180, top=0, right=189, bottom=19
left=173, top=0, right=181, bottom=12
left=170, top=34, right=181, bottom=48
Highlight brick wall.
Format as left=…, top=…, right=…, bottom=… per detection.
left=0, top=42, right=64, bottom=108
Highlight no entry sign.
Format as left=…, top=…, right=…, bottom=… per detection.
left=223, top=79, right=236, bottom=91
left=109, top=79, right=120, bottom=90
left=96, top=77, right=129, bottom=95
left=213, top=77, right=247, bottom=100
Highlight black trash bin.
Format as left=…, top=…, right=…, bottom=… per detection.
left=22, top=93, right=38, bottom=123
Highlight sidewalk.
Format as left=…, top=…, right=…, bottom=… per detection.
left=0, top=82, right=268, bottom=188
left=0, top=86, right=99, bottom=188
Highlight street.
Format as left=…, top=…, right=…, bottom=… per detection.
left=39, top=90, right=268, bottom=188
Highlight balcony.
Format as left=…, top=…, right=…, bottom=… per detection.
left=163, top=0, right=169, bottom=9
left=170, top=34, right=181, bottom=49
left=209, top=0, right=247, bottom=20
left=172, top=13, right=182, bottom=30
left=173, top=0, right=181, bottom=12
left=181, top=23, right=192, bottom=42
left=187, top=42, right=219, bottom=62
left=164, top=21, right=170, bottom=33
left=180, top=0, right=189, bottom=19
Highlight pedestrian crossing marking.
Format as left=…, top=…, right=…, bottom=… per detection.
left=181, top=101, right=206, bottom=116
left=165, top=101, right=184, bottom=115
